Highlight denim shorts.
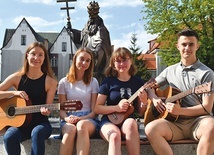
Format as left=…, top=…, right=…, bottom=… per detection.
left=99, top=116, right=111, bottom=128
left=60, top=111, right=100, bottom=132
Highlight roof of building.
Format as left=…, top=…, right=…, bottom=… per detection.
left=2, top=29, right=15, bottom=47
left=1, top=17, right=82, bottom=51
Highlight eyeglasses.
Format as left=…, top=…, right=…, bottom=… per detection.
left=114, top=58, right=130, bottom=64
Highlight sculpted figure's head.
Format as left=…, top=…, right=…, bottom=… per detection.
left=87, top=1, right=99, bottom=19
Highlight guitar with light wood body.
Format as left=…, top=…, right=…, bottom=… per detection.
left=0, top=96, right=83, bottom=135
left=144, top=81, right=212, bottom=126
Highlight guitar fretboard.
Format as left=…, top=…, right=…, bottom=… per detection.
left=166, top=89, right=193, bottom=103
left=15, top=104, right=60, bottom=115
left=128, top=79, right=155, bottom=104
left=127, top=89, right=140, bottom=104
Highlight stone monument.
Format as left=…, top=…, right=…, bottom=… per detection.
left=71, top=1, right=112, bottom=83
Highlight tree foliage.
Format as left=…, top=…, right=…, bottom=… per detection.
left=129, top=33, right=151, bottom=81
left=141, top=0, right=214, bottom=70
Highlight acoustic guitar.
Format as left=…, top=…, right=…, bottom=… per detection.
left=108, top=78, right=156, bottom=125
left=144, top=81, right=212, bottom=125
left=0, top=96, right=83, bottom=133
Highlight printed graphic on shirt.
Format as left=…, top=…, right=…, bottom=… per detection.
left=120, top=87, right=132, bottom=99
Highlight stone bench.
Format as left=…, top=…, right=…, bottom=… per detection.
left=0, top=134, right=198, bottom=155
left=0, top=118, right=198, bottom=155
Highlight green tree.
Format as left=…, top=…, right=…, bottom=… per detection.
left=141, top=0, right=214, bottom=70
left=129, top=33, right=151, bottom=81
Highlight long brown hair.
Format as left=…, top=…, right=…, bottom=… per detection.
left=17, top=42, right=55, bottom=79
left=105, top=47, right=136, bottom=77
left=66, top=47, right=94, bottom=85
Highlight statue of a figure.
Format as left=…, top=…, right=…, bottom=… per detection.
left=71, top=1, right=112, bottom=83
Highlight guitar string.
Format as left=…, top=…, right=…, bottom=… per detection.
left=0, top=102, right=81, bottom=116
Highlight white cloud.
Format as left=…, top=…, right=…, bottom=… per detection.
left=4, top=0, right=151, bottom=52
left=18, top=0, right=144, bottom=8
left=100, top=12, right=113, bottom=21
left=112, top=38, right=130, bottom=51
left=58, top=12, right=66, bottom=18
left=137, top=30, right=157, bottom=50
left=75, top=0, right=89, bottom=9
left=121, top=23, right=137, bottom=29
left=100, top=0, right=144, bottom=7
left=76, top=0, right=144, bottom=9
left=20, top=0, right=55, bottom=5
left=112, top=29, right=157, bottom=52
left=12, top=16, right=63, bottom=31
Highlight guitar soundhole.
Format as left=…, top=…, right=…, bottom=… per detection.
left=7, top=106, right=15, bottom=117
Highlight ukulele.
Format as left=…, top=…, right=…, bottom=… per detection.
left=0, top=96, right=83, bottom=132
left=144, top=81, right=212, bottom=125
left=108, top=78, right=156, bottom=125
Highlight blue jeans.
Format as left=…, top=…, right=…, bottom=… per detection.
left=3, top=122, right=52, bottom=155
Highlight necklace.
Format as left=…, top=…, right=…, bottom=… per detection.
left=27, top=73, right=43, bottom=80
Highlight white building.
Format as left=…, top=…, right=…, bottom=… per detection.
left=1, top=18, right=79, bottom=82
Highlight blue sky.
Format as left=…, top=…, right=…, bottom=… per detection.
left=0, top=0, right=157, bottom=51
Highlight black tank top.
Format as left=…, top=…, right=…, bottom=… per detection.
left=18, top=74, right=49, bottom=124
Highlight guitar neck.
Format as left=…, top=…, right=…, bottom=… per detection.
left=127, top=87, right=143, bottom=104
left=127, top=79, right=156, bottom=104
left=166, top=88, right=193, bottom=103
left=15, top=103, right=60, bottom=115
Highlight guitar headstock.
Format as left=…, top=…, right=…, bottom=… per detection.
left=60, top=100, right=83, bottom=111
left=194, top=81, right=212, bottom=94
left=142, top=78, right=157, bottom=90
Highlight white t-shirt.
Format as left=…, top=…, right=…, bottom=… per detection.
left=57, top=77, right=99, bottom=111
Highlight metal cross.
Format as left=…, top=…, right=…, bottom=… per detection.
left=57, top=0, right=77, bottom=30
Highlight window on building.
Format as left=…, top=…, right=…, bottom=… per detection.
left=62, top=42, right=67, bottom=52
left=21, top=35, right=26, bottom=45
left=51, top=56, right=58, bottom=67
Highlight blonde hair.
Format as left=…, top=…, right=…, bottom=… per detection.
left=66, top=47, right=94, bottom=85
left=105, top=47, right=136, bottom=77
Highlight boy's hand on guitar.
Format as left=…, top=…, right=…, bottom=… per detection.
left=165, top=101, right=181, bottom=115
left=117, top=99, right=130, bottom=112
left=138, top=89, right=148, bottom=103
left=40, top=107, right=51, bottom=116
left=153, top=98, right=166, bottom=113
